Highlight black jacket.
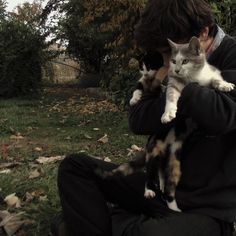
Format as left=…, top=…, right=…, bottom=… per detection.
left=129, top=35, right=236, bottom=223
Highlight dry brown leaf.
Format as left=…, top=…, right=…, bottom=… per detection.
left=39, top=195, right=48, bottom=202
left=10, top=133, right=24, bottom=140
left=127, top=144, right=143, bottom=157
left=4, top=193, right=21, bottom=208
left=103, top=157, right=111, bottom=162
left=0, top=169, right=11, bottom=174
left=36, top=156, right=65, bottom=164
left=24, top=192, right=34, bottom=203
left=29, top=169, right=41, bottom=179
left=24, top=190, right=44, bottom=202
left=93, top=128, right=100, bottom=131
left=34, top=147, right=43, bottom=152
left=131, top=144, right=142, bottom=152
left=98, top=134, right=108, bottom=144
left=0, top=162, right=22, bottom=170
left=0, top=210, right=26, bottom=236
left=84, top=134, right=92, bottom=139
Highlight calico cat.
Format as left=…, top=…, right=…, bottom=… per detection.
left=129, top=52, right=164, bottom=106
left=96, top=37, right=235, bottom=212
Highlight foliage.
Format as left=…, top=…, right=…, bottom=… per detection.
left=209, top=0, right=236, bottom=36
left=9, top=0, right=43, bottom=27
left=43, top=0, right=146, bottom=74
left=0, top=0, right=6, bottom=21
left=0, top=18, right=44, bottom=97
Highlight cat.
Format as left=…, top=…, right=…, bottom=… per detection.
left=129, top=52, right=164, bottom=106
left=96, top=36, right=235, bottom=212
left=161, top=36, right=235, bottom=123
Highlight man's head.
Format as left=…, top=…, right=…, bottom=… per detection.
left=134, top=0, right=217, bottom=53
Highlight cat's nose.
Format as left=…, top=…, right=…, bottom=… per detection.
left=175, top=69, right=180, bottom=74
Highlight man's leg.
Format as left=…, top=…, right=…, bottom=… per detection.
left=112, top=210, right=230, bottom=236
left=57, top=153, right=168, bottom=236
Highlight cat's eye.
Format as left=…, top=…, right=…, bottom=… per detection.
left=171, top=59, right=176, bottom=64
left=182, top=59, right=189, bottom=64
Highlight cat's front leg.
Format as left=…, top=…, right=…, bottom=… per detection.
left=211, top=76, right=235, bottom=92
left=130, top=89, right=143, bottom=105
left=161, top=78, right=183, bottom=123
left=161, top=101, right=177, bottom=123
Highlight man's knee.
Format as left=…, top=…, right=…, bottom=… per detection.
left=58, top=153, right=93, bottom=180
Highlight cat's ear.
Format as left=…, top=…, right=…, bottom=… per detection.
left=189, top=36, right=201, bottom=55
left=167, top=38, right=178, bottom=50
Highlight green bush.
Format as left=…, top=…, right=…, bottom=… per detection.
left=0, top=19, right=44, bottom=97
left=210, top=0, right=236, bottom=36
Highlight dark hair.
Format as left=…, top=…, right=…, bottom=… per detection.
left=134, top=0, right=217, bottom=52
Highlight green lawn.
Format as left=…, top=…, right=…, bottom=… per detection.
left=0, top=87, right=146, bottom=235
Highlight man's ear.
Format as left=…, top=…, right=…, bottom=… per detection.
left=199, top=27, right=209, bottom=41
left=167, top=38, right=178, bottom=50
left=189, top=36, right=201, bottom=55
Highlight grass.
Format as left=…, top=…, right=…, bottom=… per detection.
left=0, top=87, right=146, bottom=235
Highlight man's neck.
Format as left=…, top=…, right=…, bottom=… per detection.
left=201, top=37, right=214, bottom=56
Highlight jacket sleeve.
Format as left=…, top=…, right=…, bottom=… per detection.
left=128, top=90, right=174, bottom=136
left=178, top=70, right=236, bottom=135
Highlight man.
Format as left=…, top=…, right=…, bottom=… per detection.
left=52, top=0, right=236, bottom=235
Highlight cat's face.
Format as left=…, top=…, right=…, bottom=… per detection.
left=168, top=37, right=205, bottom=78
left=139, top=52, right=163, bottom=78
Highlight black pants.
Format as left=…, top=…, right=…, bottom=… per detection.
left=58, top=153, right=232, bottom=236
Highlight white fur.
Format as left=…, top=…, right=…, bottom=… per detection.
left=130, top=89, right=143, bottom=105
left=144, top=187, right=156, bottom=199
left=159, top=170, right=165, bottom=193
left=167, top=200, right=181, bottom=212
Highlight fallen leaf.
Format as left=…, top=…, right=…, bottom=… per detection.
left=98, top=134, right=108, bottom=144
left=0, top=162, right=22, bottom=169
left=29, top=169, right=41, bottom=179
left=93, top=128, right=100, bottom=131
left=0, top=210, right=26, bottom=236
left=39, top=195, right=48, bottom=202
left=10, top=133, right=24, bottom=140
left=4, top=193, right=21, bottom=208
left=0, top=169, right=11, bottom=174
left=127, top=145, right=143, bottom=157
left=131, top=144, right=142, bottom=152
left=23, top=192, right=34, bottom=203
left=36, top=156, right=65, bottom=164
left=23, top=190, right=44, bottom=202
left=103, top=157, right=111, bottom=162
left=34, top=147, right=43, bottom=152
left=84, top=134, right=92, bottom=139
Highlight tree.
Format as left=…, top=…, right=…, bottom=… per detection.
left=9, top=0, right=43, bottom=27
left=0, top=19, right=44, bottom=97
left=0, top=0, right=7, bottom=21
left=53, top=0, right=146, bottom=74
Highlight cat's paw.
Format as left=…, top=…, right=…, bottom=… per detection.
left=144, top=189, right=156, bottom=199
left=161, top=110, right=176, bottom=123
left=167, top=200, right=182, bottom=212
left=129, top=97, right=140, bottom=106
left=130, top=90, right=142, bottom=106
left=213, top=81, right=235, bottom=92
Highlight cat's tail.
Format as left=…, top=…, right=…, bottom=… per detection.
left=95, top=151, right=146, bottom=178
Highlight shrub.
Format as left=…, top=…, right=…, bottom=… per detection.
left=0, top=19, right=44, bottom=97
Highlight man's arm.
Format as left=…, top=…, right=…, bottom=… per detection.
left=129, top=66, right=174, bottom=136
left=129, top=91, right=174, bottom=135
left=178, top=70, right=236, bottom=135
